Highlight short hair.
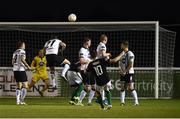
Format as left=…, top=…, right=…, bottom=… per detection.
left=83, top=37, right=91, bottom=44
left=100, top=34, right=107, bottom=42
left=121, top=41, right=129, bottom=47
left=16, top=41, right=25, bottom=48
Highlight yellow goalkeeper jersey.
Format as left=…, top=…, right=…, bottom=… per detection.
left=31, top=56, right=47, bottom=74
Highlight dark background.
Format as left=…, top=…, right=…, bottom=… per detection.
left=0, top=0, right=179, bottom=66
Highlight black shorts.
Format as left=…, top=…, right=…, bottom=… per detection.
left=120, top=74, right=134, bottom=83
left=13, top=71, right=28, bottom=82
left=46, top=54, right=65, bottom=67
left=81, top=71, right=95, bottom=85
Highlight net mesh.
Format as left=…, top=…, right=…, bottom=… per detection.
left=0, top=23, right=176, bottom=98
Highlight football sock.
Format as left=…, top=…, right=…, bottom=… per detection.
left=88, top=89, right=95, bottom=103
left=62, top=64, right=70, bottom=76
left=21, top=88, right=27, bottom=102
left=120, top=90, right=125, bottom=104
left=105, top=90, right=112, bottom=105
left=131, top=89, right=139, bottom=104
left=50, top=73, right=56, bottom=87
left=71, top=84, right=83, bottom=101
left=79, top=89, right=87, bottom=102
left=16, top=89, right=21, bottom=103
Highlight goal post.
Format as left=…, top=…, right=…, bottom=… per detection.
left=0, top=21, right=176, bottom=99
left=155, top=21, right=159, bottom=99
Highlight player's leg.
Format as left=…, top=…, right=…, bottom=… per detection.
left=127, top=75, right=139, bottom=105
left=46, top=54, right=57, bottom=89
left=105, top=81, right=112, bottom=109
left=21, top=81, right=28, bottom=105
left=14, top=71, right=22, bottom=105
left=79, top=84, right=91, bottom=103
left=79, top=71, right=90, bottom=103
left=96, top=86, right=105, bottom=109
left=16, top=82, right=22, bottom=105
left=70, top=83, right=83, bottom=105
left=49, top=66, right=57, bottom=89
left=40, top=79, right=49, bottom=97
left=120, top=76, right=126, bottom=106
left=61, top=59, right=70, bottom=79
left=19, top=71, right=28, bottom=105
left=88, top=85, right=95, bottom=105
left=87, top=72, right=96, bottom=105
left=28, top=73, right=39, bottom=90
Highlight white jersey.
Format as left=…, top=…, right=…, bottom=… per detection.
left=79, top=47, right=91, bottom=70
left=119, top=51, right=135, bottom=74
left=44, top=39, right=62, bottom=55
left=12, top=49, right=26, bottom=71
left=96, top=42, right=107, bottom=58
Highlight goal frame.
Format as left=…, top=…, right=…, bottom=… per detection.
left=0, top=21, right=159, bottom=99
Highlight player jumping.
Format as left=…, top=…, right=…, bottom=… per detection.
left=78, top=38, right=96, bottom=106
left=12, top=41, right=31, bottom=105
left=44, top=36, right=70, bottom=89
left=28, top=49, right=49, bottom=97
left=96, top=34, right=111, bottom=58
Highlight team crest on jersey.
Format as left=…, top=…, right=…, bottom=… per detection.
left=39, top=62, right=45, bottom=66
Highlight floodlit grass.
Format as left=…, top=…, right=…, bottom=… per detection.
left=0, top=98, right=180, bottom=118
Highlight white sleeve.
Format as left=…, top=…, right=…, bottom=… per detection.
left=79, top=48, right=85, bottom=58
left=20, top=50, right=26, bottom=59
left=99, top=44, right=106, bottom=51
left=44, top=41, right=48, bottom=48
left=128, top=51, right=134, bottom=62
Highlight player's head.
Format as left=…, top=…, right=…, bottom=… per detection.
left=121, top=41, right=129, bottom=50
left=100, top=34, right=108, bottom=44
left=17, top=41, right=25, bottom=49
left=38, top=49, right=44, bottom=58
left=83, top=37, right=91, bottom=48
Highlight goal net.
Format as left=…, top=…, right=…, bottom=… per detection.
left=0, top=22, right=176, bottom=99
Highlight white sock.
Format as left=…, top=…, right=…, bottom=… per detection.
left=52, top=79, right=56, bottom=87
left=131, top=90, right=139, bottom=104
left=120, top=90, right=125, bottom=104
left=88, top=90, right=95, bottom=103
left=50, top=73, right=56, bottom=87
left=61, top=64, right=70, bottom=76
left=79, top=90, right=87, bottom=102
left=21, top=88, right=27, bottom=102
left=101, top=90, right=105, bottom=101
left=16, top=89, right=21, bottom=103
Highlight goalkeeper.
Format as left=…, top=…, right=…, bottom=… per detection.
left=66, top=62, right=84, bottom=105
left=29, top=49, right=49, bottom=97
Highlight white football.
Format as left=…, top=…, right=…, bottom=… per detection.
left=68, top=13, right=77, bottom=22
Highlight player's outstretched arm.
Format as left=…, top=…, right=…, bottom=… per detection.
left=110, top=51, right=124, bottom=63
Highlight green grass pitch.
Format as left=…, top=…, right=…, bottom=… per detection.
left=0, top=98, right=180, bottom=118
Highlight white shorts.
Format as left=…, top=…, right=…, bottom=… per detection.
left=67, top=71, right=83, bottom=86
left=96, top=81, right=112, bottom=92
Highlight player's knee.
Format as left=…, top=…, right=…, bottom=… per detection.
left=63, top=59, right=70, bottom=65
left=130, top=89, right=135, bottom=92
left=84, top=85, right=91, bottom=92
left=120, top=89, right=125, bottom=92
